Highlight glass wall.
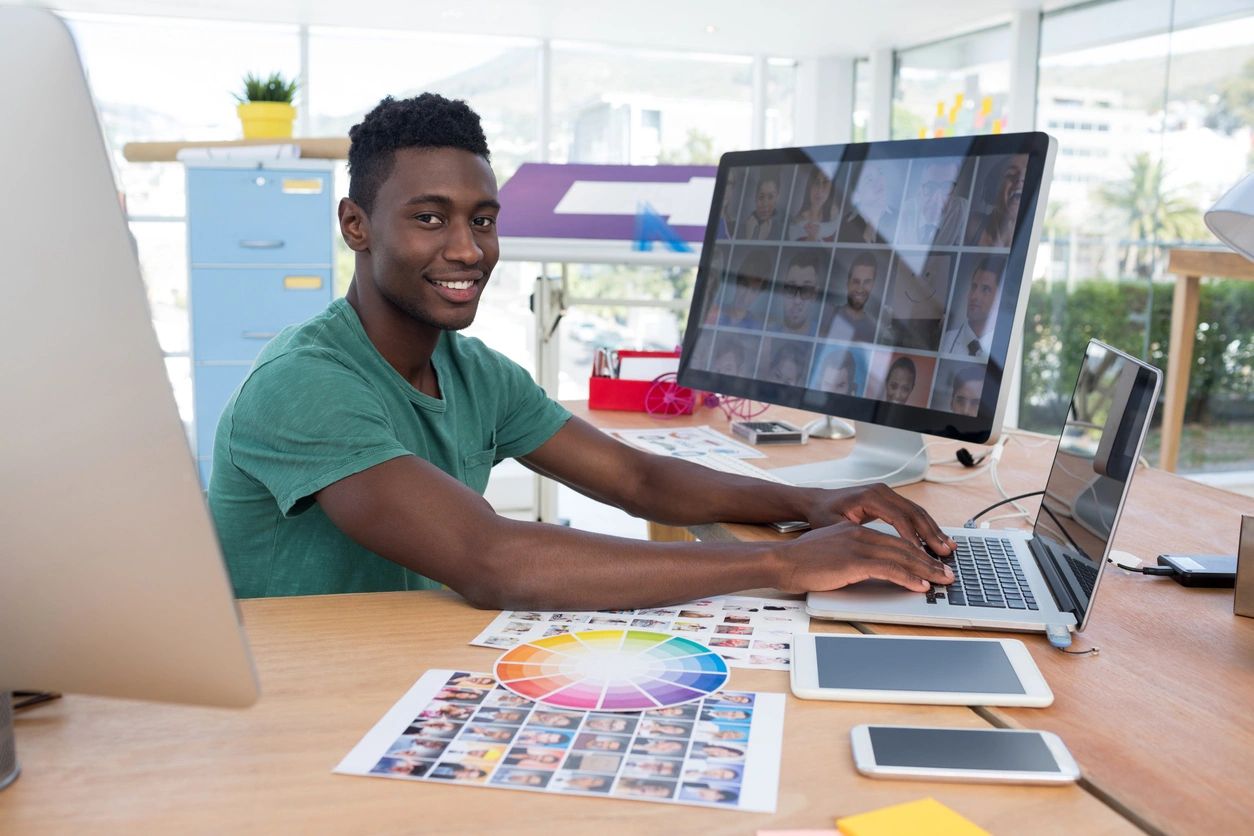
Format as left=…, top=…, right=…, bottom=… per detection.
left=550, top=42, right=754, bottom=165
left=1027, top=0, right=1254, bottom=476
left=893, top=26, right=1011, bottom=140
left=852, top=57, right=871, bottom=142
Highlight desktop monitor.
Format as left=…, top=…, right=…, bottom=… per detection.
left=0, top=8, right=258, bottom=789
left=679, top=132, right=1056, bottom=487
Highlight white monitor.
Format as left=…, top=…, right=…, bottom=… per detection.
left=679, top=133, right=1056, bottom=487
left=0, top=8, right=258, bottom=790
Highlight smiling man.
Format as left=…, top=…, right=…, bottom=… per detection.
left=208, top=93, right=954, bottom=608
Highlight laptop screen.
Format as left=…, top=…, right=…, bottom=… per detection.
left=1030, top=340, right=1161, bottom=627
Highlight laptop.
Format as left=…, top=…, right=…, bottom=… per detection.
left=806, top=339, right=1161, bottom=635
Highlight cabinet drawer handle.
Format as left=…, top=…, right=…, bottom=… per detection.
left=239, top=239, right=285, bottom=249
left=242, top=331, right=279, bottom=340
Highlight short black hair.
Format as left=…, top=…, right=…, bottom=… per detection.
left=347, top=93, right=491, bottom=214
left=973, top=254, right=1007, bottom=284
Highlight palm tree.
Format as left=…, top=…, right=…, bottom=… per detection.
left=1097, top=153, right=1205, bottom=279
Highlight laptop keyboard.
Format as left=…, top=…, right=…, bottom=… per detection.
left=1065, top=553, right=1098, bottom=598
left=927, top=535, right=1039, bottom=611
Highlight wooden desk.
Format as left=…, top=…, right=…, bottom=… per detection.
left=1, top=592, right=1135, bottom=835
left=568, top=402, right=1254, bottom=835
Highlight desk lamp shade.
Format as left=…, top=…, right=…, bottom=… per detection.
left=1205, top=172, right=1254, bottom=262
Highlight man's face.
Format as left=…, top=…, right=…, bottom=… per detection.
left=966, top=268, right=999, bottom=327
left=885, top=366, right=915, bottom=404
left=354, top=146, right=500, bottom=332
left=781, top=264, right=819, bottom=331
left=846, top=264, right=877, bottom=311
left=919, top=161, right=959, bottom=226
left=951, top=379, right=981, bottom=416
left=754, top=180, right=778, bottom=220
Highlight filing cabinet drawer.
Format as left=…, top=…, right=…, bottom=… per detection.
left=193, top=362, right=251, bottom=461
left=187, top=167, right=333, bottom=265
left=191, top=268, right=331, bottom=362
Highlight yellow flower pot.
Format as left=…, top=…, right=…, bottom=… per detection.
left=237, top=101, right=295, bottom=139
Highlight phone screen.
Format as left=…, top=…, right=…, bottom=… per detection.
left=869, top=726, right=1062, bottom=772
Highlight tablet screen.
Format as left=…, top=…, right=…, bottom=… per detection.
left=815, top=636, right=1024, bottom=694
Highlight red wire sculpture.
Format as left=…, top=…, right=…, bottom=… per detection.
left=644, top=373, right=770, bottom=421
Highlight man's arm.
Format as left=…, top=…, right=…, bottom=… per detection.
left=519, top=417, right=954, bottom=554
left=315, top=447, right=952, bottom=612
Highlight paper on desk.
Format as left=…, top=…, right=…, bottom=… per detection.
left=616, top=355, right=680, bottom=381
left=470, top=595, right=808, bottom=671
left=335, top=668, right=786, bottom=814
left=605, top=425, right=765, bottom=459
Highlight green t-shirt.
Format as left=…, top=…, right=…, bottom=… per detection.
left=208, top=298, right=571, bottom=598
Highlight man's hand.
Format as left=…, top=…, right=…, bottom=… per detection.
left=775, top=521, right=954, bottom=594
left=801, top=482, right=956, bottom=557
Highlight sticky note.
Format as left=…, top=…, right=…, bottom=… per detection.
left=836, top=797, right=989, bottom=836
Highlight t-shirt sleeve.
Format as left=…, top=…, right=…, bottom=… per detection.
left=491, top=353, right=572, bottom=462
left=225, top=350, right=411, bottom=516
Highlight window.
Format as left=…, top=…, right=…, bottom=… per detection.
left=1027, top=0, right=1254, bottom=475
left=893, top=26, right=1011, bottom=140
left=852, top=57, right=871, bottom=142
left=307, top=27, right=540, bottom=183
left=550, top=43, right=753, bottom=164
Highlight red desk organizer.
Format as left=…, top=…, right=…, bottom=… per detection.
left=588, top=349, right=691, bottom=414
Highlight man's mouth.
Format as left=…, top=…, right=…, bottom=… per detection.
left=426, top=273, right=484, bottom=303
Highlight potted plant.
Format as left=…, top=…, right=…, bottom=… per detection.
left=234, top=72, right=298, bottom=139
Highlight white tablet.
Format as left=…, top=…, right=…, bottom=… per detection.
left=790, top=633, right=1053, bottom=707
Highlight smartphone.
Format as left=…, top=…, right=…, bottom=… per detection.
left=850, top=724, right=1080, bottom=784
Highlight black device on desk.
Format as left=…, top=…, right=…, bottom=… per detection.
left=1156, top=554, right=1238, bottom=588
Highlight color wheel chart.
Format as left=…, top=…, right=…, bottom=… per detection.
left=494, top=630, right=729, bottom=712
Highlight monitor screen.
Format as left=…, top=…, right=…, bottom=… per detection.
left=1030, top=341, right=1160, bottom=625
left=679, top=133, right=1055, bottom=443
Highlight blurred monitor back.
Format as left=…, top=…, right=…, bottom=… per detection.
left=0, top=7, right=258, bottom=708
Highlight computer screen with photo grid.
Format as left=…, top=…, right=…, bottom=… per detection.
left=679, top=134, right=1056, bottom=479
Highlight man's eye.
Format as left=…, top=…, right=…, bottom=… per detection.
left=414, top=213, right=443, bottom=225
left=473, top=216, right=497, bottom=229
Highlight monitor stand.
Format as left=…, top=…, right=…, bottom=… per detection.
left=1, top=692, right=18, bottom=791
left=768, top=422, right=928, bottom=489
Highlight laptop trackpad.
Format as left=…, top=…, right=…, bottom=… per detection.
left=809, top=581, right=925, bottom=612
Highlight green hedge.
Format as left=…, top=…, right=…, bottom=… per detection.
left=1019, top=278, right=1254, bottom=433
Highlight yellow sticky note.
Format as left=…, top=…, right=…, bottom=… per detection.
left=836, top=798, right=990, bottom=836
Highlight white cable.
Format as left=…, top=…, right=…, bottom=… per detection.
left=988, top=445, right=1033, bottom=523
left=816, top=441, right=942, bottom=487
left=923, top=436, right=1007, bottom=485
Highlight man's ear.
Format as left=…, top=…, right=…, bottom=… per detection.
left=339, top=197, right=370, bottom=253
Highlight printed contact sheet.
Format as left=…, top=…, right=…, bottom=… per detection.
left=335, top=669, right=785, bottom=813
left=470, top=595, right=808, bottom=670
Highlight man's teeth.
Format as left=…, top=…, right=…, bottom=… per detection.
left=434, top=279, right=475, bottom=290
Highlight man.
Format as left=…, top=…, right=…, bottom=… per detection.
left=941, top=255, right=1004, bottom=359
left=898, top=159, right=968, bottom=246
left=948, top=365, right=984, bottom=417
left=741, top=173, right=782, bottom=240
left=824, top=253, right=880, bottom=344
left=208, top=93, right=953, bottom=609
left=771, top=250, right=823, bottom=336
left=883, top=357, right=917, bottom=405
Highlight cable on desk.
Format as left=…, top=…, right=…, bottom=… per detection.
left=12, top=690, right=61, bottom=711
left=962, top=490, right=1046, bottom=528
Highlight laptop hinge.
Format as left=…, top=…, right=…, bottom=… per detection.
left=1028, top=537, right=1081, bottom=621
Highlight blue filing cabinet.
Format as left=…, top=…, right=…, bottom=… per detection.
left=186, top=160, right=336, bottom=484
